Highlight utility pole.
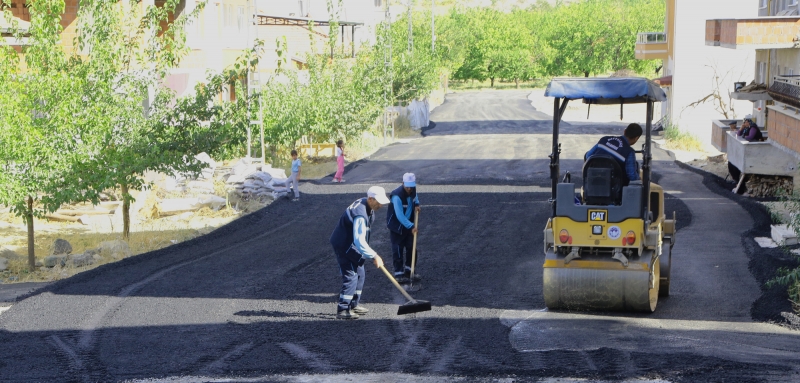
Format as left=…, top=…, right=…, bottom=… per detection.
left=384, top=0, right=394, bottom=143
left=247, top=0, right=265, bottom=163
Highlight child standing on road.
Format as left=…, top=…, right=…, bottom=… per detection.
left=334, top=140, right=346, bottom=183
left=288, top=150, right=302, bottom=201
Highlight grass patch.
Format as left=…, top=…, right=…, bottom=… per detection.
left=663, top=126, right=704, bottom=152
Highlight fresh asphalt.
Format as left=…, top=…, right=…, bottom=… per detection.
left=0, top=90, right=798, bottom=382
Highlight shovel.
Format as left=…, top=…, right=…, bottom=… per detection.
left=406, top=212, right=421, bottom=292
left=378, top=265, right=431, bottom=315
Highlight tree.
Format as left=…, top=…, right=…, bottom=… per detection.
left=0, top=0, right=95, bottom=270
left=67, top=0, right=256, bottom=239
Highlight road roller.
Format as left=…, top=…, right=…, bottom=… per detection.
left=542, top=77, right=676, bottom=312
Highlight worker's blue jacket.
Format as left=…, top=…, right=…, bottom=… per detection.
left=330, top=198, right=378, bottom=264
left=386, top=186, right=419, bottom=235
left=585, top=135, right=639, bottom=182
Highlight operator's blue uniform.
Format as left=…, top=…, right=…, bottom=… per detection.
left=330, top=198, right=378, bottom=313
left=386, top=186, right=420, bottom=278
left=585, top=135, right=639, bottom=183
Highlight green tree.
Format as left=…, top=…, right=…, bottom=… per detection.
left=67, top=0, right=256, bottom=239
left=0, top=0, right=93, bottom=270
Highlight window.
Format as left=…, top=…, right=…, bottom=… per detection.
left=759, top=0, right=768, bottom=9
left=788, top=68, right=795, bottom=76
left=237, top=6, right=244, bottom=32
left=223, top=4, right=236, bottom=27
left=790, top=0, right=799, bottom=6
left=374, top=0, right=383, bottom=7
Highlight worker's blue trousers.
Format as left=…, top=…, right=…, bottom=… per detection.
left=391, top=230, right=414, bottom=277
left=336, top=252, right=365, bottom=312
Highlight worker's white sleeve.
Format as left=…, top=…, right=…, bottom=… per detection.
left=352, top=216, right=377, bottom=259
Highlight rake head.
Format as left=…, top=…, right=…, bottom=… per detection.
left=397, top=300, right=431, bottom=315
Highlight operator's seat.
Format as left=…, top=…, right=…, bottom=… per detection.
left=582, top=155, right=626, bottom=205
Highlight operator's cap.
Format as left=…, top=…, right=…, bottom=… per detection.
left=728, top=121, right=737, bottom=126
left=367, top=186, right=391, bottom=205
left=403, top=172, right=416, bottom=187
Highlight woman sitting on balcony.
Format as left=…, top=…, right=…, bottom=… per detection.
left=736, top=115, right=763, bottom=142
left=727, top=115, right=763, bottom=195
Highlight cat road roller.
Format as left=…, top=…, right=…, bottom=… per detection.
left=542, top=77, right=676, bottom=312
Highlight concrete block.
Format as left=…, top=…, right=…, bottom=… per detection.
left=771, top=224, right=798, bottom=246
left=755, top=237, right=779, bottom=248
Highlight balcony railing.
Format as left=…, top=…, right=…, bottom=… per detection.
left=636, top=32, right=667, bottom=44
left=635, top=32, right=668, bottom=60
left=769, top=75, right=800, bottom=109
left=705, top=17, right=800, bottom=49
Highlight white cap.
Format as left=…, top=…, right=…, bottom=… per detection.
left=403, top=172, right=416, bottom=187
left=367, top=186, right=391, bottom=204
left=744, top=114, right=753, bottom=120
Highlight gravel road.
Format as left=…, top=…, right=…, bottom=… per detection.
left=0, top=90, right=798, bottom=383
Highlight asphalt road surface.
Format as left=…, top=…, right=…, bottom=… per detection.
left=1, top=90, right=799, bottom=383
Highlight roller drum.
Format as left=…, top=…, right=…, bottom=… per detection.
left=543, top=249, right=660, bottom=312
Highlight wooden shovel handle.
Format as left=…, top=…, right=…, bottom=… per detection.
left=379, top=265, right=416, bottom=303
left=411, top=212, right=419, bottom=278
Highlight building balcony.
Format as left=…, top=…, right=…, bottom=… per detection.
left=768, top=75, right=800, bottom=109
left=705, top=17, right=800, bottom=49
left=635, top=32, right=668, bottom=60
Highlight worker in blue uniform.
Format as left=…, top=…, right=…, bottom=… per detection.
left=329, top=186, right=390, bottom=320
left=584, top=123, right=643, bottom=185
left=386, top=173, right=421, bottom=283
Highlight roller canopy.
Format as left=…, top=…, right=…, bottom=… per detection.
left=545, top=77, right=667, bottom=104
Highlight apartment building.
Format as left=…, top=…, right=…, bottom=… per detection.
left=635, top=0, right=754, bottom=147
left=705, top=0, right=800, bottom=190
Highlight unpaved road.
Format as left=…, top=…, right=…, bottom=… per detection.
left=1, top=90, right=799, bottom=383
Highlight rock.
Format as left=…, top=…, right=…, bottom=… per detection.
left=0, top=257, right=7, bottom=271
left=754, top=237, right=778, bottom=248
left=35, top=260, right=43, bottom=267
left=51, top=239, right=72, bottom=255
left=782, top=311, right=800, bottom=327
left=44, top=255, right=68, bottom=268
left=0, top=246, right=22, bottom=260
left=97, top=240, right=132, bottom=259
left=771, top=224, right=798, bottom=246
left=69, top=252, right=94, bottom=267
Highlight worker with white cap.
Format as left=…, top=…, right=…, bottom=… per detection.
left=329, top=186, right=390, bottom=319
left=386, top=173, right=421, bottom=283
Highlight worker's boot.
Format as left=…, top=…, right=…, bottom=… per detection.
left=336, top=309, right=359, bottom=320
left=351, top=306, right=369, bottom=315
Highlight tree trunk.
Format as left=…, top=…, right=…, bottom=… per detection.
left=121, top=183, right=130, bottom=240
left=584, top=71, right=590, bottom=78
left=515, top=78, right=520, bottom=88
left=26, top=196, right=35, bottom=271
left=490, top=77, right=495, bottom=87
